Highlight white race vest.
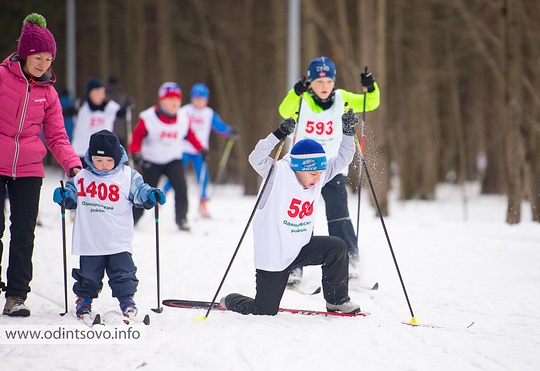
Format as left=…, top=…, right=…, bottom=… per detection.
left=294, top=90, right=345, bottom=159
left=181, top=104, right=213, bottom=155
left=71, top=101, right=121, bottom=157
left=253, top=161, right=327, bottom=271
left=71, top=166, right=134, bottom=256
left=139, top=107, right=188, bottom=164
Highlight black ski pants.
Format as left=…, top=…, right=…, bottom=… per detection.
left=72, top=252, right=138, bottom=299
left=0, top=176, right=42, bottom=299
left=225, top=236, right=350, bottom=315
left=321, top=173, right=359, bottom=261
left=133, top=159, right=188, bottom=225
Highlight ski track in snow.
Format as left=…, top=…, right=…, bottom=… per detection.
left=0, top=166, right=539, bottom=370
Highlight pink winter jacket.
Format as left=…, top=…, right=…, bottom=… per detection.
left=0, top=53, right=81, bottom=178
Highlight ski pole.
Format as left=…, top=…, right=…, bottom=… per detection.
left=356, top=66, right=368, bottom=246
left=151, top=191, right=163, bottom=313
left=59, top=180, right=69, bottom=316
left=126, top=105, right=134, bottom=168
left=354, top=139, right=418, bottom=324
left=214, top=138, right=235, bottom=185
left=197, top=137, right=288, bottom=321
left=199, top=160, right=207, bottom=200
left=291, top=77, right=307, bottom=145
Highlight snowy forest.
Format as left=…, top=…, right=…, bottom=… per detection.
left=1, top=0, right=539, bottom=224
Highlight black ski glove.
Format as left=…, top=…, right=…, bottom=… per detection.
left=69, top=167, right=82, bottom=178
left=342, top=108, right=358, bottom=136
left=228, top=127, right=239, bottom=139
left=273, top=118, right=296, bottom=140
left=132, top=153, right=144, bottom=167
left=293, top=76, right=310, bottom=96
left=360, top=71, right=375, bottom=92
left=200, top=149, right=210, bottom=162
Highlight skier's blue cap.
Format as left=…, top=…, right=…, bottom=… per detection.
left=290, top=139, right=327, bottom=172
left=190, top=83, right=209, bottom=99
left=307, top=56, right=336, bottom=82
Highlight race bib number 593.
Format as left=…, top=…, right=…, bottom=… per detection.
left=305, top=120, right=333, bottom=135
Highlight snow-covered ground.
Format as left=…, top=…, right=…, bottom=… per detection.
left=1, top=165, right=539, bottom=370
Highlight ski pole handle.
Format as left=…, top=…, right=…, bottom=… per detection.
left=362, top=66, right=369, bottom=93
left=59, top=180, right=66, bottom=211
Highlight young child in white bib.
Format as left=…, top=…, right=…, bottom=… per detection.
left=53, top=130, right=166, bottom=320
left=220, top=109, right=361, bottom=315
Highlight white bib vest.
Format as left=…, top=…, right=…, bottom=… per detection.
left=71, top=166, right=134, bottom=256
left=71, top=101, right=121, bottom=157
left=139, top=107, right=188, bottom=164
left=181, top=104, right=213, bottom=155
left=253, top=161, right=327, bottom=271
left=294, top=90, right=346, bottom=159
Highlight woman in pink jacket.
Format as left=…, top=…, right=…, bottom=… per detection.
left=0, top=13, right=82, bottom=317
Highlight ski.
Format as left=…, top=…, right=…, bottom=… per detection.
left=287, top=283, right=321, bottom=295
left=402, top=320, right=475, bottom=329
left=101, top=310, right=150, bottom=325
left=76, top=312, right=101, bottom=327
left=402, top=321, right=444, bottom=329
left=162, top=299, right=370, bottom=318
left=350, top=281, right=379, bottom=291
left=288, top=282, right=378, bottom=296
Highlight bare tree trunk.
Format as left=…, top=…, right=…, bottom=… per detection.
left=303, top=0, right=318, bottom=64
left=444, top=22, right=469, bottom=220
left=97, top=0, right=109, bottom=79
left=386, top=1, right=406, bottom=198
left=502, top=0, right=525, bottom=224
left=243, top=0, right=263, bottom=195
left=157, top=0, right=176, bottom=82
left=520, top=0, right=540, bottom=222
left=189, top=0, right=248, bottom=188
left=132, top=0, right=146, bottom=111
left=122, top=0, right=136, bottom=100
left=358, top=0, right=390, bottom=215
left=397, top=1, right=439, bottom=200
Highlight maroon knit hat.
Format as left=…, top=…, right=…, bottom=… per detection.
left=17, top=13, right=57, bottom=60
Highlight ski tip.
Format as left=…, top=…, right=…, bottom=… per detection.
left=143, top=314, right=151, bottom=325
left=371, top=282, right=379, bottom=290
left=194, top=315, right=207, bottom=322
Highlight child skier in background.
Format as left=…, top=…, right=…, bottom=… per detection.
left=70, top=77, right=121, bottom=164
left=130, top=82, right=208, bottom=231
left=163, top=83, right=238, bottom=218
left=279, top=57, right=380, bottom=283
left=53, top=130, right=166, bottom=319
left=220, top=109, right=360, bottom=315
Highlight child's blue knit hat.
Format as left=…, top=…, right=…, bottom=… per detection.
left=290, top=139, right=327, bottom=172
left=307, top=56, right=336, bottom=82
left=190, top=83, right=209, bottom=99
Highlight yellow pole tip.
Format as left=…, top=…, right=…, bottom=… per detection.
left=194, top=315, right=207, bottom=322
left=409, top=317, right=419, bottom=325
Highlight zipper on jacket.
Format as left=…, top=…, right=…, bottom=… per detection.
left=12, top=79, right=31, bottom=179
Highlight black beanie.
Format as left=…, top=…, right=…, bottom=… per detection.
left=86, top=76, right=104, bottom=96
left=88, top=130, right=123, bottom=167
